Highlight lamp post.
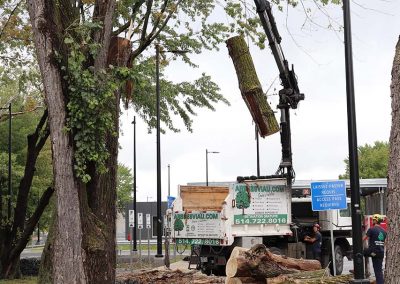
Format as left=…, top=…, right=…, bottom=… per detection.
left=206, top=149, right=219, bottom=186
left=168, top=164, right=170, bottom=197
left=0, top=104, right=11, bottom=220
left=342, top=1, right=369, bottom=283
left=256, top=126, right=260, bottom=177
left=155, top=44, right=188, bottom=257
left=132, top=116, right=137, bottom=251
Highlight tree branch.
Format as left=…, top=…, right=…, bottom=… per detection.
left=10, top=110, right=48, bottom=248
left=112, top=0, right=146, bottom=36
left=131, top=0, right=183, bottom=60
left=0, top=0, right=23, bottom=40
left=93, top=0, right=117, bottom=70
left=8, top=187, right=54, bottom=262
left=140, top=0, right=154, bottom=44
left=0, top=106, right=44, bottom=122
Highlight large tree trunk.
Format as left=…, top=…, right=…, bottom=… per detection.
left=226, top=245, right=321, bottom=280
left=385, top=35, right=400, bottom=283
left=226, top=35, right=279, bottom=138
left=27, top=1, right=87, bottom=282
left=27, top=0, right=119, bottom=283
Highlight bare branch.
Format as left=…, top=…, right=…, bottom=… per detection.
left=131, top=0, right=183, bottom=59
left=8, top=187, right=54, bottom=262
left=0, top=106, right=44, bottom=122
left=0, top=0, right=23, bottom=40
left=140, top=0, right=154, bottom=43
left=112, top=0, right=146, bottom=36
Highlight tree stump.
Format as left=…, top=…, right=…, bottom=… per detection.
left=226, top=35, right=279, bottom=138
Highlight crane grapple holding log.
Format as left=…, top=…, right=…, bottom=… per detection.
left=227, top=0, right=304, bottom=186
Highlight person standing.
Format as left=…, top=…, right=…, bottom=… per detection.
left=304, top=223, right=322, bottom=263
left=363, top=214, right=386, bottom=284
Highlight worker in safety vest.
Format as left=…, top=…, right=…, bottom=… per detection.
left=363, top=214, right=386, bottom=284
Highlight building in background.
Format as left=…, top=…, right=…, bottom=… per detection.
left=118, top=201, right=168, bottom=240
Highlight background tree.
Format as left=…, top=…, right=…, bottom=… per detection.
left=385, top=36, right=400, bottom=283
left=116, top=163, right=133, bottom=216
left=339, top=141, right=389, bottom=179
left=0, top=63, right=54, bottom=278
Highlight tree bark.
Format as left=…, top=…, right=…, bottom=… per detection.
left=226, top=244, right=321, bottom=279
left=27, top=1, right=86, bottom=282
left=226, top=35, right=279, bottom=138
left=385, top=35, right=400, bottom=283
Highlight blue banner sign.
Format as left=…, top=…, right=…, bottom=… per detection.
left=311, top=181, right=347, bottom=211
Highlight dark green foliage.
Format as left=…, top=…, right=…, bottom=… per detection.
left=117, top=164, right=133, bottom=216
left=339, top=141, right=389, bottom=179
left=20, top=258, right=40, bottom=276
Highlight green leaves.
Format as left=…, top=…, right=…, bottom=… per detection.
left=339, top=141, right=389, bottom=179
left=117, top=163, right=133, bottom=215
left=63, top=23, right=120, bottom=183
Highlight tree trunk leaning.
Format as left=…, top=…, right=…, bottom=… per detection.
left=226, top=35, right=279, bottom=138
left=226, top=244, right=321, bottom=280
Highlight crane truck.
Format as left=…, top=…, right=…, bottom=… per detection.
left=166, top=0, right=351, bottom=276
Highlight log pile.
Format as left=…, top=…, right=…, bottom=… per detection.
left=225, top=244, right=321, bottom=283
left=116, top=268, right=225, bottom=284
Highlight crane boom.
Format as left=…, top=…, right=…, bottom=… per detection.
left=252, top=0, right=305, bottom=185
left=254, top=0, right=304, bottom=108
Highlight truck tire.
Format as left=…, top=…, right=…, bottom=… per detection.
left=330, top=245, right=344, bottom=276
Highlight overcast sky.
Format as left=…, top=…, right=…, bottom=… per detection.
left=118, top=1, right=399, bottom=202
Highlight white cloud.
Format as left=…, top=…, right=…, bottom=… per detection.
left=118, top=1, right=398, bottom=201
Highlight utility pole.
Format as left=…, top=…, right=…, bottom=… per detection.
left=132, top=116, right=137, bottom=251
left=168, top=164, right=170, bottom=197
left=256, top=126, right=260, bottom=176
left=155, top=44, right=163, bottom=258
left=342, top=1, right=369, bottom=283
left=206, top=149, right=219, bottom=186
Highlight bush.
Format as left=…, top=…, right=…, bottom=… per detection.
left=20, top=258, right=40, bottom=276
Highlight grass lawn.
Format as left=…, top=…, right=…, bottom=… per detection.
left=117, top=244, right=158, bottom=251
left=0, top=277, right=37, bottom=283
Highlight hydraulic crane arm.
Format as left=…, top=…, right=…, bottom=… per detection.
left=254, top=0, right=304, bottom=185
left=254, top=0, right=304, bottom=108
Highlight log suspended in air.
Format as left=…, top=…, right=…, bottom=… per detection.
left=226, top=35, right=280, bottom=138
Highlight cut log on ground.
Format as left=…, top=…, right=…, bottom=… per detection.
left=268, top=270, right=358, bottom=284
left=226, top=35, right=279, bottom=138
left=226, top=244, right=321, bottom=279
left=225, top=276, right=266, bottom=284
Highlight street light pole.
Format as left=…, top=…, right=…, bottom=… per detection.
left=155, top=44, right=163, bottom=258
left=132, top=116, right=137, bottom=251
left=342, top=1, right=368, bottom=283
left=0, top=104, right=12, bottom=221
left=8, top=104, right=11, bottom=219
left=168, top=164, right=170, bottom=197
left=206, top=149, right=219, bottom=186
left=256, top=126, right=260, bottom=177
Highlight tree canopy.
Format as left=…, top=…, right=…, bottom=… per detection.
left=116, top=163, right=133, bottom=215
left=339, top=141, right=389, bottom=179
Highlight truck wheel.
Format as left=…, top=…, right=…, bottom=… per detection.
left=330, top=245, right=344, bottom=276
